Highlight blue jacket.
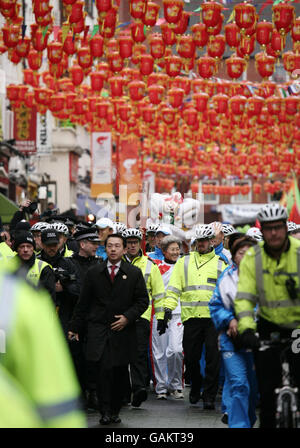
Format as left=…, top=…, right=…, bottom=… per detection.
left=147, top=246, right=164, bottom=261
left=209, top=264, right=239, bottom=352
left=214, top=242, right=231, bottom=265
left=95, top=244, right=107, bottom=260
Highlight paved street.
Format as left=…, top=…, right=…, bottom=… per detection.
left=87, top=386, right=227, bottom=429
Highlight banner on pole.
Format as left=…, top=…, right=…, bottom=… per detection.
left=91, top=132, right=113, bottom=197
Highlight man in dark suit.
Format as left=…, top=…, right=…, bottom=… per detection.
left=68, top=234, right=149, bottom=425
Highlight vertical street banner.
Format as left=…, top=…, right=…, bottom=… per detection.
left=91, top=132, right=113, bottom=197
left=37, top=111, right=52, bottom=156
left=119, top=138, right=142, bottom=205
left=13, top=104, right=37, bottom=154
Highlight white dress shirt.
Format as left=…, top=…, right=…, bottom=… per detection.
left=107, top=260, right=121, bottom=277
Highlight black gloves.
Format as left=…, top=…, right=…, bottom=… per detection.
left=157, top=308, right=172, bottom=336
left=157, top=319, right=167, bottom=336
left=240, top=329, right=261, bottom=349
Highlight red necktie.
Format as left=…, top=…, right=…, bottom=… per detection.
left=110, top=265, right=116, bottom=282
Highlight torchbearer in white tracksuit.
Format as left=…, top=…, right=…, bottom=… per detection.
left=151, top=235, right=184, bottom=400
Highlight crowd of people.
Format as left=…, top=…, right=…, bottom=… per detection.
left=0, top=199, right=300, bottom=428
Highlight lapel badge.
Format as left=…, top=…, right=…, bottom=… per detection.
left=123, top=275, right=127, bottom=279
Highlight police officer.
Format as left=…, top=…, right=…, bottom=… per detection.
left=38, top=229, right=80, bottom=336
left=6, top=231, right=56, bottom=303
left=165, top=224, right=227, bottom=409
left=51, top=222, right=74, bottom=257
left=124, top=228, right=165, bottom=407
left=0, top=267, right=86, bottom=428
left=70, top=226, right=101, bottom=411
left=235, top=203, right=300, bottom=428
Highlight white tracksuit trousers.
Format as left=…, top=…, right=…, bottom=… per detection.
left=151, top=313, right=184, bottom=394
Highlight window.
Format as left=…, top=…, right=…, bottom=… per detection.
left=199, top=179, right=219, bottom=205
left=231, top=179, right=252, bottom=204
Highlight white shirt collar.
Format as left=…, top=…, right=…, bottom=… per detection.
left=107, top=260, right=121, bottom=269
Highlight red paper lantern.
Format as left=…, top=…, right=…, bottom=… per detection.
left=107, top=51, right=124, bottom=73
left=182, top=107, right=198, bottom=126
left=234, top=2, right=257, bottom=33
left=2, top=23, right=20, bottom=48
left=177, top=35, right=195, bottom=59
left=284, top=97, right=299, bottom=116
left=165, top=55, right=182, bottom=77
left=15, top=37, right=30, bottom=58
left=161, top=23, right=177, bottom=46
left=255, top=52, right=276, bottom=79
left=139, top=54, right=154, bottom=76
left=197, top=56, right=217, bottom=79
left=161, top=107, right=176, bottom=124
left=69, top=64, right=84, bottom=86
left=291, top=17, right=300, bottom=43
left=229, top=95, right=247, bottom=115
left=128, top=80, right=145, bottom=101
left=27, top=47, right=43, bottom=71
left=212, top=94, right=229, bottom=114
left=168, top=88, right=184, bottom=108
left=131, top=43, right=146, bottom=65
left=148, top=84, right=165, bottom=105
left=143, top=1, right=160, bottom=27
left=272, top=3, right=295, bottom=36
left=191, top=23, right=209, bottom=48
left=89, top=34, right=104, bottom=58
left=247, top=96, right=264, bottom=117
left=90, top=71, right=104, bottom=92
left=226, top=55, right=246, bottom=79
left=266, top=97, right=282, bottom=116
left=95, top=0, right=111, bottom=13
left=238, top=34, right=255, bottom=58
left=163, top=0, right=184, bottom=25
left=207, top=35, right=225, bottom=59
left=224, top=22, right=240, bottom=49
left=256, top=21, right=273, bottom=48
left=283, top=51, right=300, bottom=74
left=108, top=76, right=124, bottom=97
left=47, top=41, right=63, bottom=64
left=96, top=100, right=109, bottom=119
left=129, top=0, right=147, bottom=20
left=149, top=34, right=165, bottom=59
left=118, top=34, right=133, bottom=59
left=193, top=92, right=209, bottom=112
left=131, top=22, right=146, bottom=43
left=173, top=10, right=189, bottom=35
left=202, top=1, right=223, bottom=29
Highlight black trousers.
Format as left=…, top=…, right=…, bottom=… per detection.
left=254, top=318, right=300, bottom=428
left=130, top=318, right=150, bottom=393
left=183, top=317, right=220, bottom=401
left=95, top=347, right=128, bottom=416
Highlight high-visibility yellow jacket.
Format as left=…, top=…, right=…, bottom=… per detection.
left=125, top=254, right=165, bottom=321
left=4, top=255, right=51, bottom=287
left=0, top=364, right=45, bottom=428
left=0, top=242, right=14, bottom=261
left=0, top=268, right=86, bottom=428
left=62, top=246, right=74, bottom=258
left=235, top=237, right=300, bottom=334
left=165, top=250, right=227, bottom=323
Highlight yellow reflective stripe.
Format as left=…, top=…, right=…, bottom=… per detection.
left=183, top=285, right=215, bottom=292
left=261, top=299, right=300, bottom=309
left=36, top=397, right=80, bottom=421
left=184, top=255, right=190, bottom=285
left=236, top=310, right=254, bottom=320
left=154, top=307, right=164, bottom=313
left=152, top=293, right=165, bottom=300
left=254, top=245, right=267, bottom=306
left=144, top=259, right=152, bottom=284
left=236, top=292, right=258, bottom=303
left=217, top=259, right=223, bottom=278
left=181, top=301, right=210, bottom=307
left=167, top=286, right=181, bottom=295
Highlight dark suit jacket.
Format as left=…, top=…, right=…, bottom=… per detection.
left=69, top=259, right=149, bottom=366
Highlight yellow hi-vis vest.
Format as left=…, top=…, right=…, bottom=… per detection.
left=0, top=364, right=44, bottom=428
left=165, top=250, right=227, bottom=323
left=0, top=242, right=14, bottom=261
left=0, top=269, right=86, bottom=428
left=235, top=237, right=300, bottom=334
left=129, top=255, right=165, bottom=321
left=4, top=256, right=50, bottom=288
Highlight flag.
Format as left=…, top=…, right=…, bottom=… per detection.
left=280, top=174, right=300, bottom=224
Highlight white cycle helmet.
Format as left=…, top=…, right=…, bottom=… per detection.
left=124, top=228, right=143, bottom=240
left=114, top=222, right=127, bottom=234
left=287, top=221, right=298, bottom=234
left=194, top=224, right=215, bottom=240
left=246, top=227, right=263, bottom=242
left=146, top=223, right=159, bottom=234
left=50, top=222, right=69, bottom=236
left=257, top=203, right=288, bottom=224
left=30, top=222, right=50, bottom=232
left=222, top=224, right=237, bottom=236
